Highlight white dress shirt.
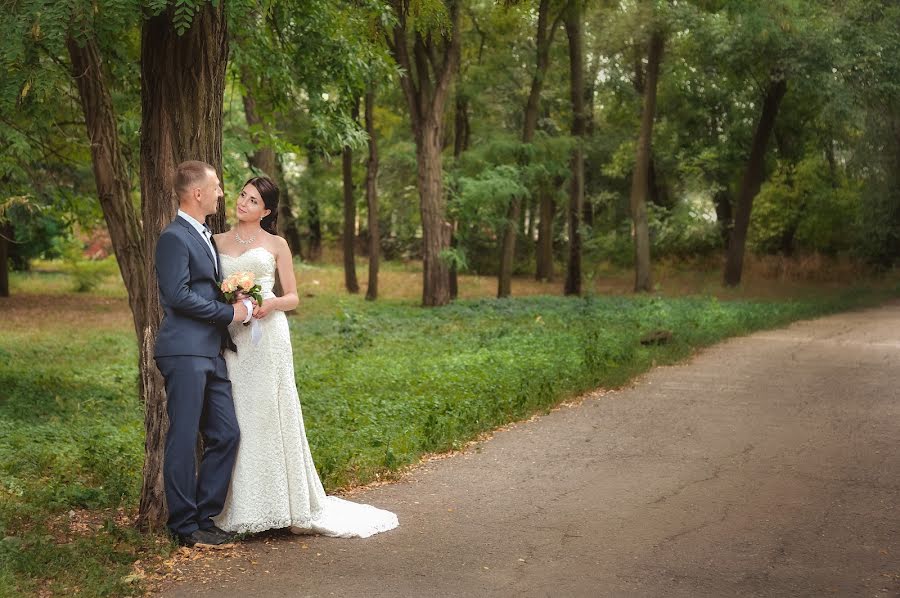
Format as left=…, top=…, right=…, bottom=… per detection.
left=177, top=209, right=217, bottom=276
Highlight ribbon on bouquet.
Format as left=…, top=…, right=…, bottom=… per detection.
left=240, top=298, right=264, bottom=346
left=249, top=318, right=262, bottom=346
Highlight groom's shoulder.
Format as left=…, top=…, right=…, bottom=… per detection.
left=160, top=216, right=188, bottom=238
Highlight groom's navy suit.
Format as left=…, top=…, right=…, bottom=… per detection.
left=154, top=215, right=240, bottom=537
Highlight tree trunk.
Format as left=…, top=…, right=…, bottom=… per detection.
left=0, top=223, right=10, bottom=297
left=343, top=101, right=360, bottom=294
left=274, top=158, right=303, bottom=258
left=629, top=29, right=664, bottom=293
left=500, top=0, right=560, bottom=296
left=136, top=2, right=228, bottom=530
left=536, top=189, right=555, bottom=280
left=713, top=188, right=733, bottom=248
left=307, top=197, right=322, bottom=261
left=724, top=77, right=787, bottom=287
left=564, top=0, right=585, bottom=296
left=67, top=36, right=148, bottom=339
left=242, top=86, right=276, bottom=176
left=305, top=148, right=323, bottom=261
left=364, top=90, right=380, bottom=301
left=389, top=1, right=459, bottom=306
left=449, top=72, right=468, bottom=300
left=241, top=75, right=301, bottom=257
left=453, top=92, right=470, bottom=159
left=417, top=121, right=451, bottom=306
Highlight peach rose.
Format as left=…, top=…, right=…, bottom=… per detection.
left=238, top=273, right=255, bottom=289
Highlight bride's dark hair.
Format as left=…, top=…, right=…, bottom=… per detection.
left=244, top=176, right=279, bottom=234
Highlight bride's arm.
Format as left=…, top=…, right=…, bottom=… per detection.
left=259, top=237, right=299, bottom=316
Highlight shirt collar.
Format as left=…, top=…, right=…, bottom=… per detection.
left=177, top=209, right=209, bottom=235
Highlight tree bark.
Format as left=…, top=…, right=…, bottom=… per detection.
left=342, top=100, right=360, bottom=294
left=536, top=189, right=555, bottom=281
left=416, top=118, right=452, bottom=305
left=500, top=0, right=561, bottom=297
left=388, top=1, right=460, bottom=306
left=0, top=223, right=10, bottom=297
left=713, top=188, right=733, bottom=248
left=307, top=196, right=322, bottom=261
left=364, top=90, right=380, bottom=301
left=136, top=1, right=228, bottom=530
left=564, top=0, right=585, bottom=296
left=241, top=84, right=276, bottom=176
left=241, top=74, right=302, bottom=257
left=629, top=29, right=664, bottom=293
left=67, top=36, right=148, bottom=340
left=724, top=77, right=787, bottom=287
left=304, top=147, right=323, bottom=261
left=274, top=158, right=303, bottom=258
left=449, top=62, right=469, bottom=301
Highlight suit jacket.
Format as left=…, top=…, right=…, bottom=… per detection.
left=154, top=215, right=234, bottom=358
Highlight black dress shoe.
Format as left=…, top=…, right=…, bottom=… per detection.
left=176, top=528, right=233, bottom=547
left=201, top=525, right=237, bottom=543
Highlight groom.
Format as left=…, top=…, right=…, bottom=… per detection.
left=154, top=160, right=253, bottom=547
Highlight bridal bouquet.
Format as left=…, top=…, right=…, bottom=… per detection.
left=221, top=271, right=263, bottom=306
left=221, top=271, right=264, bottom=345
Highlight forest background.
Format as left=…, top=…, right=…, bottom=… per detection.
left=1, top=0, right=899, bottom=595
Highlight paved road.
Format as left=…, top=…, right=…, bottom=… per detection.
left=159, top=302, right=900, bottom=597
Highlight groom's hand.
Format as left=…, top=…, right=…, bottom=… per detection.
left=232, top=300, right=250, bottom=323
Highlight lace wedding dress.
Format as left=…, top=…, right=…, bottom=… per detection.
left=213, top=247, right=398, bottom=538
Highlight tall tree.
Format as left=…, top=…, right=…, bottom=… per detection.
left=563, top=0, right=585, bottom=296
left=239, top=68, right=303, bottom=256
left=629, top=18, right=664, bottom=293
left=723, top=75, right=787, bottom=286
left=343, top=99, right=361, bottom=294
left=498, top=0, right=563, bottom=297
left=66, top=34, right=148, bottom=337
left=364, top=89, right=380, bottom=301
left=137, top=1, right=228, bottom=529
left=387, top=0, right=461, bottom=306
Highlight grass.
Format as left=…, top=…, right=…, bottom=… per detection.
left=1, top=255, right=898, bottom=596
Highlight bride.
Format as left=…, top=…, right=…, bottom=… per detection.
left=212, top=176, right=398, bottom=538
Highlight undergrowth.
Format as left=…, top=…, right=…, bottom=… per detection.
left=0, top=287, right=895, bottom=596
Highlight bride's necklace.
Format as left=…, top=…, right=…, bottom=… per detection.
left=235, top=227, right=260, bottom=245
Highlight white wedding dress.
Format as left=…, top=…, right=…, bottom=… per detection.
left=213, top=247, right=398, bottom=538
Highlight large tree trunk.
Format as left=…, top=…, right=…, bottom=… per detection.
left=67, top=36, right=147, bottom=339
left=500, top=0, right=561, bottom=296
left=724, top=77, right=787, bottom=287
left=343, top=100, right=360, bottom=294
left=0, top=223, right=9, bottom=297
left=564, top=0, right=585, bottom=296
left=417, top=120, right=451, bottom=306
left=136, top=2, right=228, bottom=530
left=629, top=29, right=664, bottom=293
left=364, top=90, right=380, bottom=301
left=389, top=1, right=459, bottom=307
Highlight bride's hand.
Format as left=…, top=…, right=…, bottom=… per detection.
left=254, top=302, right=273, bottom=319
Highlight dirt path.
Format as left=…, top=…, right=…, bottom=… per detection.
left=157, top=302, right=900, bottom=597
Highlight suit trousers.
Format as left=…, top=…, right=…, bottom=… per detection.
left=156, top=355, right=240, bottom=536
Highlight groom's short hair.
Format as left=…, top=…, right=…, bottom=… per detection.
left=175, top=161, right=215, bottom=199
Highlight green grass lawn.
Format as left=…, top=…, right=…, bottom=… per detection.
left=1, top=259, right=897, bottom=596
